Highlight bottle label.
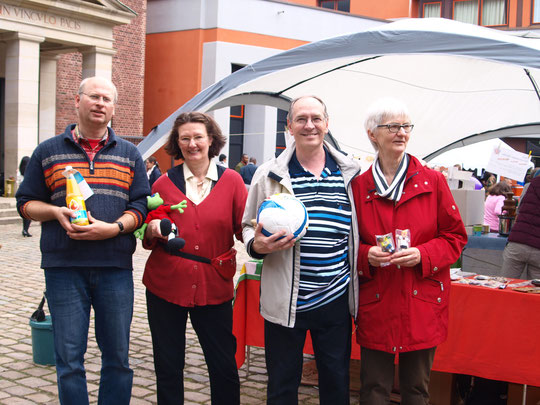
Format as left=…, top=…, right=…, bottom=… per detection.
left=67, top=196, right=89, bottom=225
left=71, top=209, right=89, bottom=225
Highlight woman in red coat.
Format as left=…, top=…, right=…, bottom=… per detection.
left=351, top=98, right=467, bottom=404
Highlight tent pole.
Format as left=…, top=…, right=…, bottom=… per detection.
left=525, top=69, right=540, bottom=102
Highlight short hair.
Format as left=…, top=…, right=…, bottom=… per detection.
left=219, top=153, right=227, bottom=162
left=364, top=98, right=411, bottom=151
left=488, top=181, right=512, bottom=196
left=287, top=95, right=329, bottom=122
left=249, top=157, right=257, bottom=164
left=78, top=76, right=118, bottom=104
left=164, top=112, right=226, bottom=160
left=19, top=156, right=30, bottom=176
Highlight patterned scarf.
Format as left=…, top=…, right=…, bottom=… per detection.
left=372, top=153, right=410, bottom=202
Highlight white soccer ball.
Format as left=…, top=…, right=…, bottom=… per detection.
left=257, top=193, right=309, bottom=239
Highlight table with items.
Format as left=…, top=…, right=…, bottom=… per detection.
left=233, top=261, right=540, bottom=389
left=461, top=233, right=508, bottom=276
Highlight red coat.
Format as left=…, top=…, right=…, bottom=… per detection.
left=351, top=155, right=467, bottom=353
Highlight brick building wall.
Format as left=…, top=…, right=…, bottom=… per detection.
left=55, top=0, right=147, bottom=143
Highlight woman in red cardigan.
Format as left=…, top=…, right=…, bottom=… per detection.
left=142, top=112, right=247, bottom=405
left=351, top=98, right=467, bottom=404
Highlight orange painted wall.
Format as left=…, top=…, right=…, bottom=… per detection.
left=203, top=29, right=307, bottom=51
left=144, top=28, right=307, bottom=170
left=283, top=0, right=317, bottom=6
left=144, top=30, right=204, bottom=135
left=351, top=0, right=411, bottom=18
left=144, top=29, right=307, bottom=136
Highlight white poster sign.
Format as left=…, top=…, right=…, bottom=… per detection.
left=485, top=146, right=531, bottom=181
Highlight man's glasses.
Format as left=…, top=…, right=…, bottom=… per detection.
left=377, top=124, right=414, bottom=133
left=81, top=93, right=114, bottom=105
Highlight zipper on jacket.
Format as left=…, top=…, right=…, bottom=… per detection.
left=287, top=246, right=296, bottom=326
left=90, top=140, right=114, bottom=175
left=345, top=170, right=361, bottom=319
left=69, top=137, right=93, bottom=173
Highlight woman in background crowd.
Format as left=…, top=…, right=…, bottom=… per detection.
left=146, top=156, right=162, bottom=187
left=351, top=98, right=467, bottom=404
left=142, top=112, right=246, bottom=405
left=483, top=181, right=512, bottom=232
left=18, top=156, right=32, bottom=237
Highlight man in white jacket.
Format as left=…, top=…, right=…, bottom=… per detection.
left=242, top=96, right=361, bottom=405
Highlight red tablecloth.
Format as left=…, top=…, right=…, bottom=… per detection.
left=233, top=262, right=540, bottom=387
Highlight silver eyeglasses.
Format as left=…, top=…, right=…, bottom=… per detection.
left=377, top=124, right=414, bottom=133
left=81, top=93, right=114, bottom=105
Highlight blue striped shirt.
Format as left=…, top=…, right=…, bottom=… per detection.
left=289, top=149, right=351, bottom=312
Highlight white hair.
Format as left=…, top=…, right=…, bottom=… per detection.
left=364, top=98, right=411, bottom=151
left=364, top=97, right=411, bottom=133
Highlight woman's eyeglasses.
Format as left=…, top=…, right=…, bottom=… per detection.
left=377, top=124, right=414, bottom=133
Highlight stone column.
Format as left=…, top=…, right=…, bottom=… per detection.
left=39, top=54, right=59, bottom=143
left=80, top=46, right=115, bottom=80
left=3, top=32, right=44, bottom=183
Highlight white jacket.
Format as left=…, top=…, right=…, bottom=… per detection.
left=241, top=140, right=361, bottom=327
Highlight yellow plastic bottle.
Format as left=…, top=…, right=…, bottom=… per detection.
left=63, top=166, right=89, bottom=226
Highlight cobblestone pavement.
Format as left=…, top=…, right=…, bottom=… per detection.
left=0, top=215, right=360, bottom=404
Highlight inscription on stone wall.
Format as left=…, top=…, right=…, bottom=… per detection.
left=0, top=3, right=82, bottom=31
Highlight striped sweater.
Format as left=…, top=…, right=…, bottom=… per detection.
left=16, top=124, right=149, bottom=270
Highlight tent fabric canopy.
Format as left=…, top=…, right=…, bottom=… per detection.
left=138, top=18, right=540, bottom=161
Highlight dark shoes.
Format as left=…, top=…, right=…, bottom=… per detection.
left=22, top=230, right=32, bottom=237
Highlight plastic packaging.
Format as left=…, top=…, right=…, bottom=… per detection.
left=63, top=166, right=89, bottom=225
left=376, top=233, right=395, bottom=267
left=395, top=229, right=411, bottom=252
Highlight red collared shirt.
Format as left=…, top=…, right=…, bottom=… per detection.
left=72, top=125, right=108, bottom=161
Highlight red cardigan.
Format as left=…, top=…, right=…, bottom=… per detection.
left=351, top=155, right=467, bottom=353
left=142, top=167, right=247, bottom=307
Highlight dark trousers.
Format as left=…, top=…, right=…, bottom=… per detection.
left=264, top=292, right=352, bottom=405
left=146, top=290, right=240, bottom=405
left=360, top=346, right=436, bottom=405
left=23, top=218, right=31, bottom=232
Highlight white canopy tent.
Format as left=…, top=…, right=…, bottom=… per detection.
left=138, top=18, right=540, bottom=162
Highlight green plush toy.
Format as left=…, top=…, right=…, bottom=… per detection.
left=134, top=193, right=187, bottom=241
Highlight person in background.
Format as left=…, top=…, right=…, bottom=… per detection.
left=242, top=95, right=360, bottom=404
left=483, top=181, right=512, bottom=232
left=234, top=153, right=248, bottom=173
left=501, top=174, right=540, bottom=280
left=351, top=97, right=467, bottom=404
left=503, top=177, right=514, bottom=187
left=481, top=171, right=496, bottom=191
left=518, top=167, right=540, bottom=203
left=18, top=156, right=32, bottom=237
left=218, top=153, right=228, bottom=168
left=142, top=112, right=246, bottom=404
left=239, top=157, right=258, bottom=190
left=146, top=156, right=162, bottom=188
left=15, top=76, right=149, bottom=405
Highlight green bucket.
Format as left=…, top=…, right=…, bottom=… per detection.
left=29, top=315, right=55, bottom=366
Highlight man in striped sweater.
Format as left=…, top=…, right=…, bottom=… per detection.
left=16, top=77, right=149, bottom=405
left=242, top=96, right=361, bottom=404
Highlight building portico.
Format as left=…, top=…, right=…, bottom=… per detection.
left=0, top=0, right=136, bottom=193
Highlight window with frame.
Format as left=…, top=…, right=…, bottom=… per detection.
left=453, top=0, right=506, bottom=25
left=319, top=0, right=350, bottom=12
left=423, top=2, right=442, bottom=17
left=534, top=0, right=540, bottom=23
